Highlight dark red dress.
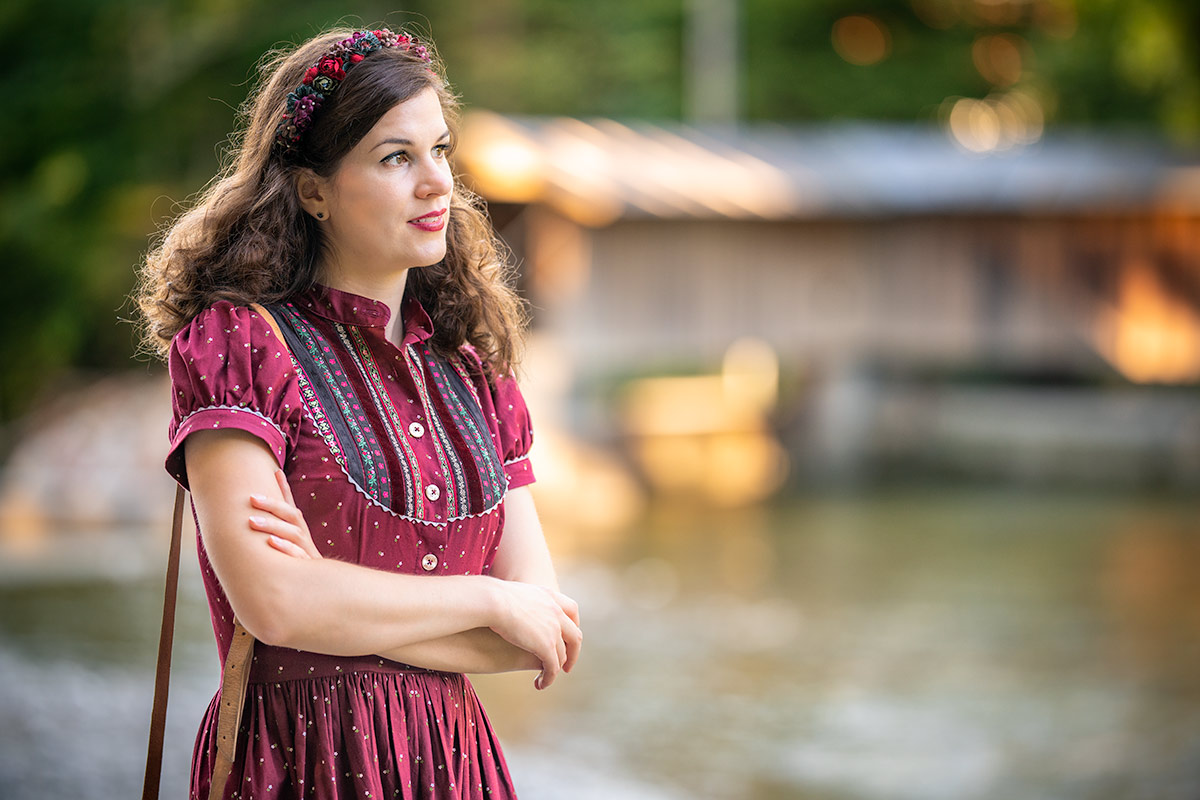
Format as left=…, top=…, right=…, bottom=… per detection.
left=165, top=284, right=534, bottom=799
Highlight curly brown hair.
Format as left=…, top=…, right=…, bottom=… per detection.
left=135, top=26, right=527, bottom=375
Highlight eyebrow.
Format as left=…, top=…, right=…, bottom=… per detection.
left=372, top=130, right=452, bottom=150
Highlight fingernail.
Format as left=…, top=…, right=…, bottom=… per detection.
left=251, top=494, right=266, bottom=502
left=249, top=515, right=264, bottom=525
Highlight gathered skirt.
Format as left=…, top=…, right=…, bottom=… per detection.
left=190, top=649, right=518, bottom=800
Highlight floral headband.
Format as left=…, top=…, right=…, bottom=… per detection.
left=274, top=28, right=432, bottom=154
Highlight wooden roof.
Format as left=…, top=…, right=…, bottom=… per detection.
left=457, top=111, right=1200, bottom=226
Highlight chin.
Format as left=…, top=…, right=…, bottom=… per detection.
left=412, top=245, right=448, bottom=269
left=410, top=253, right=446, bottom=269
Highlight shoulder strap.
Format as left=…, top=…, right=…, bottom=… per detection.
left=250, top=301, right=286, bottom=344
left=144, top=302, right=291, bottom=800
left=208, top=623, right=254, bottom=800
left=207, top=301, right=291, bottom=800
left=142, top=485, right=186, bottom=800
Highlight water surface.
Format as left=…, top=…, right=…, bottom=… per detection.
left=1, top=488, right=1198, bottom=799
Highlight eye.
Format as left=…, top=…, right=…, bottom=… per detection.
left=433, top=143, right=450, bottom=158
left=381, top=150, right=409, bottom=165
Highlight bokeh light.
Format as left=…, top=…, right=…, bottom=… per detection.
left=972, top=33, right=1028, bottom=87
left=945, top=90, right=1045, bottom=152
left=1100, top=257, right=1200, bottom=383
left=832, top=15, right=892, bottom=66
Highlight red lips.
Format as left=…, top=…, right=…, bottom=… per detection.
left=408, top=208, right=446, bottom=232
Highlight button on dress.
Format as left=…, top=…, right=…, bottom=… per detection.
left=165, top=284, right=536, bottom=800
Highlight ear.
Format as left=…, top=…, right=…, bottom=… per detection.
left=295, top=169, right=330, bottom=220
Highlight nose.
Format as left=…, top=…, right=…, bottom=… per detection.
left=416, top=158, right=453, bottom=199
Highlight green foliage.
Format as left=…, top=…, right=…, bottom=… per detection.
left=0, top=0, right=1197, bottom=423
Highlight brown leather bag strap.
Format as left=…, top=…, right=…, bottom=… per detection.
left=144, top=502, right=257, bottom=800
left=205, top=301, right=290, bottom=800
left=146, top=302, right=288, bottom=800
left=250, top=302, right=286, bottom=345
left=208, top=623, right=255, bottom=800
left=142, top=484, right=186, bottom=800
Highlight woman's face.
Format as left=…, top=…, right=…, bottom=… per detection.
left=307, top=87, right=454, bottom=284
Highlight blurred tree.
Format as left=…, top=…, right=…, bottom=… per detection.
left=741, top=0, right=1200, bottom=132
left=0, top=0, right=1197, bottom=428
left=0, top=0, right=437, bottom=425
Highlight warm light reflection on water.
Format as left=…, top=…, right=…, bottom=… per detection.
left=2, top=488, right=1199, bottom=799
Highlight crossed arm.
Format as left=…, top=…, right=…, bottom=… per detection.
left=185, top=427, right=581, bottom=689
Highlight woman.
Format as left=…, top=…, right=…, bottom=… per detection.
left=136, top=26, right=581, bottom=800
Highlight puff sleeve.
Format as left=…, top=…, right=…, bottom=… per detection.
left=165, top=302, right=303, bottom=489
left=489, top=371, right=536, bottom=490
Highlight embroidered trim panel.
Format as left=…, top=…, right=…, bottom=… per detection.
left=266, top=302, right=507, bottom=522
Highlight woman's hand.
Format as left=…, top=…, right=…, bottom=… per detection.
left=488, top=579, right=582, bottom=690
left=247, top=470, right=323, bottom=560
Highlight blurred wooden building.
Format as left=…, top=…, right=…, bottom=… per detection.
left=457, top=113, right=1200, bottom=492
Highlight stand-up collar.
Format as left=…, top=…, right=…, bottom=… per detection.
left=295, top=283, right=434, bottom=345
